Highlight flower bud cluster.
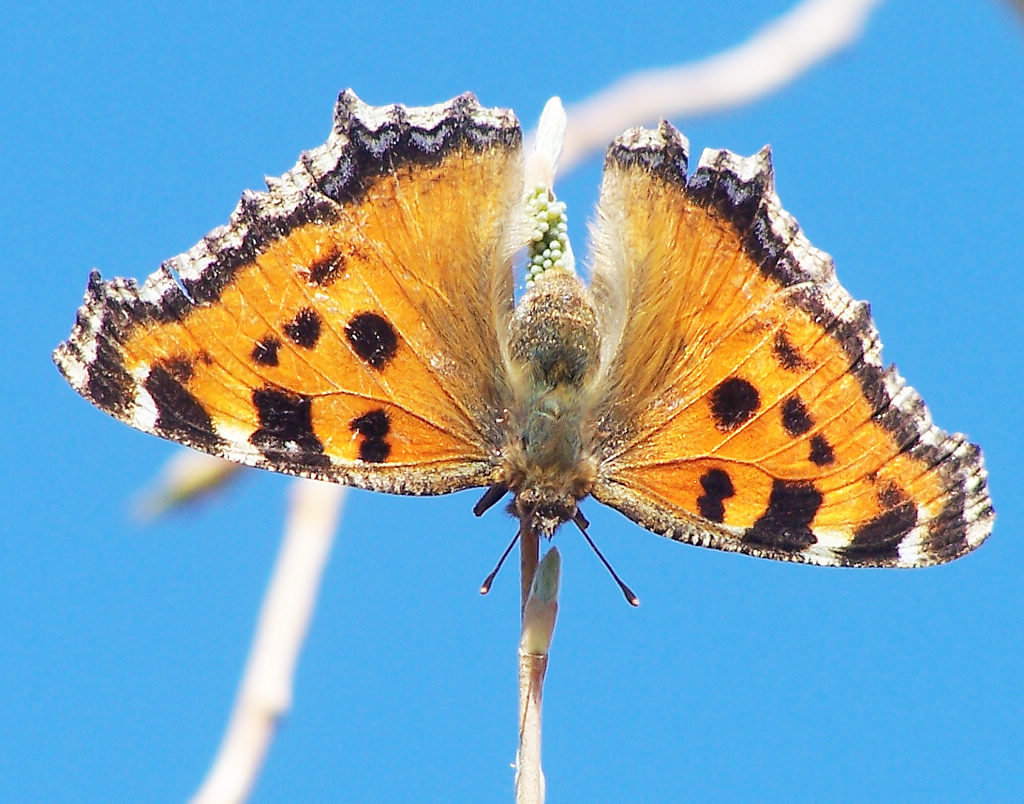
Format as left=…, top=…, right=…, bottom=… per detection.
left=525, top=186, right=572, bottom=286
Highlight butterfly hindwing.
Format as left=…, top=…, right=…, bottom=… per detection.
left=588, top=122, right=992, bottom=566
left=54, top=91, right=523, bottom=494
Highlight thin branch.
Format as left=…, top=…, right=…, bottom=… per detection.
left=557, top=0, right=884, bottom=175
left=190, top=480, right=346, bottom=804
left=516, top=547, right=561, bottom=804
left=517, top=653, right=548, bottom=804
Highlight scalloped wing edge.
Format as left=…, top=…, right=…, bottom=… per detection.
left=593, top=120, right=993, bottom=567
left=53, top=90, right=520, bottom=495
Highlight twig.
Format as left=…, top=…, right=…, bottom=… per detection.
left=557, top=0, right=884, bottom=174
left=516, top=547, right=561, bottom=804
left=190, top=480, right=346, bottom=804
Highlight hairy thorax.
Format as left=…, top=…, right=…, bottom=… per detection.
left=504, top=271, right=602, bottom=535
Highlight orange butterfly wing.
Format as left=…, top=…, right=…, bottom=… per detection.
left=588, top=123, right=993, bottom=566
left=55, top=91, right=522, bottom=495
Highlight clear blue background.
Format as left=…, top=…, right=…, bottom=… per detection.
left=4, top=1, right=1022, bottom=801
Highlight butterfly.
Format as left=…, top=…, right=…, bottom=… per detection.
left=54, top=90, right=993, bottom=571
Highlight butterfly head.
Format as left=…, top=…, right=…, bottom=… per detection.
left=513, top=484, right=578, bottom=537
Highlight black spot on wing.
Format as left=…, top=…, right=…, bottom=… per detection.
left=920, top=484, right=976, bottom=563
left=345, top=312, right=398, bottom=370
left=781, top=396, right=813, bottom=437
left=251, top=336, right=281, bottom=366
left=744, top=480, right=822, bottom=551
left=284, top=307, right=322, bottom=349
left=162, top=356, right=195, bottom=384
left=697, top=469, right=734, bottom=523
left=350, top=408, right=389, bottom=439
left=308, top=251, right=347, bottom=286
left=144, top=361, right=224, bottom=450
left=349, top=408, right=391, bottom=463
left=772, top=329, right=807, bottom=371
left=358, top=439, right=390, bottom=463
left=877, top=483, right=905, bottom=509
left=844, top=501, right=918, bottom=563
left=250, top=387, right=329, bottom=469
left=710, top=377, right=760, bottom=431
left=85, top=335, right=135, bottom=417
left=809, top=434, right=835, bottom=466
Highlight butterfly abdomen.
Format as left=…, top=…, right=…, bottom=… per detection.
left=503, top=271, right=602, bottom=533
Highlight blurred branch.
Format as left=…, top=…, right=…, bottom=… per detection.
left=558, top=0, right=884, bottom=175
left=135, top=451, right=240, bottom=520
left=190, top=480, right=345, bottom=804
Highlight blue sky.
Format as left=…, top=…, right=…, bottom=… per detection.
left=4, top=1, right=1023, bottom=801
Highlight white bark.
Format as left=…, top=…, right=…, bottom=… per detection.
left=190, top=481, right=345, bottom=804
left=557, top=0, right=883, bottom=174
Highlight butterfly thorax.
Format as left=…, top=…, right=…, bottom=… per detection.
left=504, top=271, right=602, bottom=535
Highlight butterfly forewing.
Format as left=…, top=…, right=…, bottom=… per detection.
left=588, top=122, right=992, bottom=567
left=55, top=91, right=523, bottom=495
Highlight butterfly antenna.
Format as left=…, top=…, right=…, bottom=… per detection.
left=573, top=513, right=639, bottom=606
left=480, top=529, right=520, bottom=595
